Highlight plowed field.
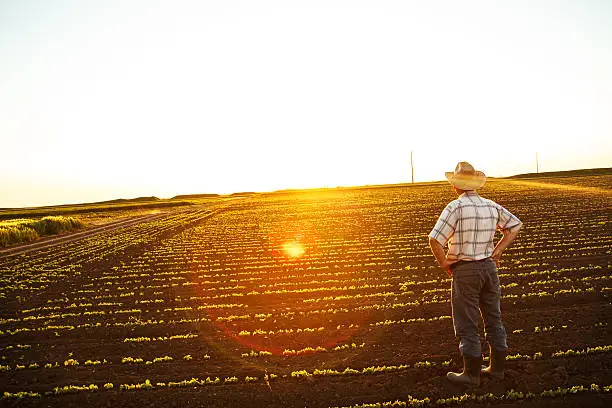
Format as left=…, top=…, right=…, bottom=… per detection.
left=1, top=176, right=610, bottom=407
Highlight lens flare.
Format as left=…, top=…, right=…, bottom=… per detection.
left=282, top=242, right=305, bottom=258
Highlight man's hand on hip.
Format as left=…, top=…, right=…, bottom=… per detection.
left=441, top=258, right=459, bottom=276
left=428, top=237, right=459, bottom=277
left=491, top=250, right=502, bottom=267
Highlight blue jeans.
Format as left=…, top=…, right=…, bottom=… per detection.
left=451, top=258, right=507, bottom=358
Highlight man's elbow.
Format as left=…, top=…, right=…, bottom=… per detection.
left=503, top=223, right=523, bottom=236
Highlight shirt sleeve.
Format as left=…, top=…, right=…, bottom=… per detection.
left=429, top=203, right=458, bottom=246
left=496, top=204, right=522, bottom=232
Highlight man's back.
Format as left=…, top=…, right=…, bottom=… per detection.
left=429, top=191, right=521, bottom=261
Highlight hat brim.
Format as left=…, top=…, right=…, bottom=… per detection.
left=445, top=171, right=486, bottom=190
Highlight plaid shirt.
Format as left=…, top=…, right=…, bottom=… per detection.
left=429, top=191, right=522, bottom=261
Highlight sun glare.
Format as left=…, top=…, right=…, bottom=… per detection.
left=282, top=242, right=305, bottom=258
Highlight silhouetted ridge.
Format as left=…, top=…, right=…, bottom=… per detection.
left=509, top=168, right=611, bottom=179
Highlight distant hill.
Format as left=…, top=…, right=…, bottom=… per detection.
left=98, top=196, right=160, bottom=204
left=0, top=196, right=162, bottom=211
left=229, top=192, right=256, bottom=197
left=172, top=193, right=220, bottom=199
left=508, top=167, right=611, bottom=179
left=0, top=196, right=189, bottom=220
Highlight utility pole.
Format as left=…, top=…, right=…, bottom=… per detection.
left=410, top=150, right=414, bottom=183
left=536, top=152, right=539, bottom=174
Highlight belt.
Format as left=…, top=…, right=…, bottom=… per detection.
left=450, top=258, right=491, bottom=270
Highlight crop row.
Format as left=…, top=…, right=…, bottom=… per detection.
left=2, top=344, right=609, bottom=377
left=2, top=344, right=611, bottom=403
left=1, top=285, right=607, bottom=344
left=332, top=383, right=612, bottom=408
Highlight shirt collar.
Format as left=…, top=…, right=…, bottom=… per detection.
left=459, top=191, right=479, bottom=199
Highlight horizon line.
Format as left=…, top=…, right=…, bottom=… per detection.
left=2, top=166, right=610, bottom=211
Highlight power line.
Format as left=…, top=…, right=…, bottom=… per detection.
left=411, top=150, right=414, bottom=183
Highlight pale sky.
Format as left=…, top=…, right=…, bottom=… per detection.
left=1, top=0, right=611, bottom=208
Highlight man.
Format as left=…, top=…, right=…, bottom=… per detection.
left=428, top=161, right=522, bottom=387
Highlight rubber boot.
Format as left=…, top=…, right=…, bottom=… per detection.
left=446, top=355, right=481, bottom=387
left=481, top=345, right=506, bottom=380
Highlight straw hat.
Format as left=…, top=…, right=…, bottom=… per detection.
left=445, top=161, right=486, bottom=190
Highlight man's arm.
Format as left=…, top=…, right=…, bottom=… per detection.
left=429, top=236, right=457, bottom=276
left=491, top=224, right=522, bottom=266
left=428, top=203, right=459, bottom=276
